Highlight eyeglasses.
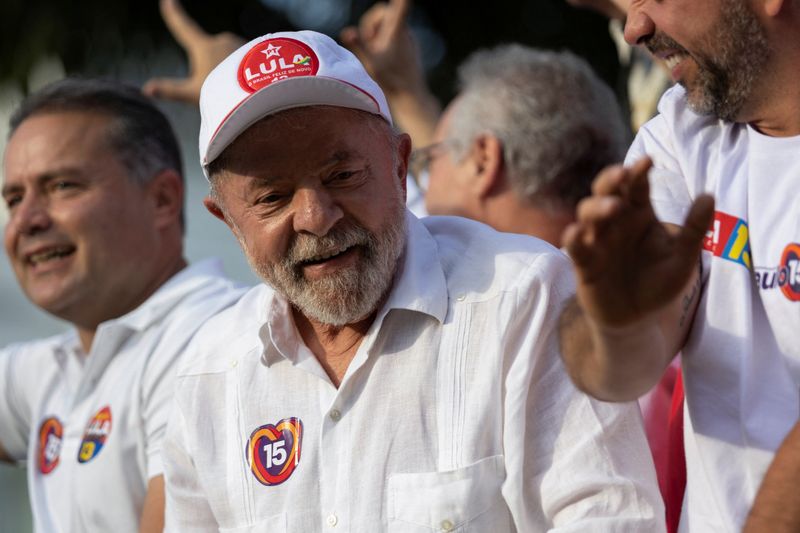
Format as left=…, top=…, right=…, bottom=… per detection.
left=408, top=140, right=457, bottom=192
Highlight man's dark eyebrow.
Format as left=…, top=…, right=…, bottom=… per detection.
left=243, top=174, right=281, bottom=195
left=2, top=168, right=84, bottom=197
left=1, top=183, right=22, bottom=197
left=242, top=150, right=361, bottom=192
left=321, top=150, right=367, bottom=170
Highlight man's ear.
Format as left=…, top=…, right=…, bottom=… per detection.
left=468, top=134, right=505, bottom=200
left=148, top=169, right=184, bottom=230
left=203, top=196, right=228, bottom=223
left=395, top=133, right=412, bottom=200
left=203, top=195, right=243, bottom=241
left=761, top=0, right=786, bottom=17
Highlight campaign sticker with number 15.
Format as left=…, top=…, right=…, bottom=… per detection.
left=246, top=417, right=303, bottom=486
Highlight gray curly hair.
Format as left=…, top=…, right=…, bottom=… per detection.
left=448, top=45, right=628, bottom=210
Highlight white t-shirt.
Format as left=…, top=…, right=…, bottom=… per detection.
left=164, top=213, right=664, bottom=532
left=627, top=85, right=800, bottom=532
left=0, top=259, right=245, bottom=533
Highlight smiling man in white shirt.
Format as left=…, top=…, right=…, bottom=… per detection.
left=0, top=79, right=244, bottom=532
left=558, top=0, right=800, bottom=531
left=162, top=30, right=664, bottom=532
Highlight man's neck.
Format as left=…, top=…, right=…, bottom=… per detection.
left=745, top=75, right=800, bottom=137
left=485, top=196, right=573, bottom=248
left=293, top=309, right=375, bottom=388
left=73, top=255, right=188, bottom=353
left=744, top=26, right=800, bottom=137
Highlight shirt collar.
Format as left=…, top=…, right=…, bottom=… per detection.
left=261, top=210, right=448, bottom=367
left=380, top=211, right=448, bottom=323
left=109, top=258, right=227, bottom=332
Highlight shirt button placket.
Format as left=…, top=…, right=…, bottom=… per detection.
left=321, top=400, right=346, bottom=531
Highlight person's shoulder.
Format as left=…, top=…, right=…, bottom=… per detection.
left=420, top=216, right=572, bottom=296
left=1, top=331, right=75, bottom=385
left=166, top=260, right=248, bottom=315
left=149, top=262, right=249, bottom=343
left=2, top=331, right=74, bottom=359
left=174, top=283, right=270, bottom=377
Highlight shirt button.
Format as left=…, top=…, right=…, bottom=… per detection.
left=230, top=359, right=238, bottom=368
left=329, top=409, right=342, bottom=422
left=327, top=513, right=338, bottom=527
left=456, top=294, right=465, bottom=302
left=440, top=519, right=455, bottom=532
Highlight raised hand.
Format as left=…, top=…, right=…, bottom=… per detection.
left=562, top=157, right=715, bottom=329
left=340, top=0, right=439, bottom=148
left=143, top=0, right=245, bottom=105
left=339, top=0, right=422, bottom=95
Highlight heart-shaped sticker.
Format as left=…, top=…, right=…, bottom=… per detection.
left=38, top=416, right=63, bottom=474
left=246, top=417, right=303, bottom=486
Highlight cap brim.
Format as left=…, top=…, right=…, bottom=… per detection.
left=203, top=76, right=386, bottom=166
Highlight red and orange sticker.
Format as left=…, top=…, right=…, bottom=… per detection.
left=37, top=417, right=63, bottom=474
left=246, top=417, right=303, bottom=486
left=779, top=243, right=800, bottom=301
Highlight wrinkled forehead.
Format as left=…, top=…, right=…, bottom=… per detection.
left=213, top=105, right=393, bottom=173
left=240, top=105, right=389, bottom=145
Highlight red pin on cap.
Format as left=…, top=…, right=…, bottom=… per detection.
left=238, top=38, right=320, bottom=93
left=198, top=30, right=393, bottom=176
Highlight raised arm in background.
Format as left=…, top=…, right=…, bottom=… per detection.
left=143, top=0, right=244, bottom=104
left=339, top=0, right=440, bottom=148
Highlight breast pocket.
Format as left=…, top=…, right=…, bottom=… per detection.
left=387, top=455, right=513, bottom=532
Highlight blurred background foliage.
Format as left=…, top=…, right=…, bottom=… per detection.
left=0, top=0, right=619, bottom=105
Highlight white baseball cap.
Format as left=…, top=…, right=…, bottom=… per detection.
left=198, top=30, right=392, bottom=174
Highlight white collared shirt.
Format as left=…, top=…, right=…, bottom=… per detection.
left=0, top=259, right=246, bottom=533
left=164, top=214, right=664, bottom=532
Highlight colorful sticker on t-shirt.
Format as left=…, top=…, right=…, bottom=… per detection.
left=703, top=211, right=752, bottom=269
left=754, top=242, right=800, bottom=301
left=246, top=417, right=303, bottom=486
left=779, top=243, right=800, bottom=301
left=78, top=406, right=112, bottom=463
left=37, top=417, right=63, bottom=474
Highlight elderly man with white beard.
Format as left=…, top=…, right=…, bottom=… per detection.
left=161, top=30, right=664, bottom=532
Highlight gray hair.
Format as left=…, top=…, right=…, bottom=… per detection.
left=448, top=45, right=628, bottom=210
left=9, top=78, right=183, bottom=189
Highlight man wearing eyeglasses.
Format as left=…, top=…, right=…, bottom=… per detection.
left=409, top=45, right=627, bottom=247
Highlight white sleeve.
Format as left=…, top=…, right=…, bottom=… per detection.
left=501, top=255, right=666, bottom=531
left=141, top=337, right=186, bottom=480
left=627, top=117, right=693, bottom=227
left=163, top=394, right=219, bottom=532
left=0, top=344, right=34, bottom=461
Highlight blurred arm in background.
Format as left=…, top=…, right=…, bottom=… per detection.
left=143, top=0, right=244, bottom=104
left=339, top=0, right=440, bottom=148
left=146, top=0, right=440, bottom=150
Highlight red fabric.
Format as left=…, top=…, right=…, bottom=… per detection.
left=665, top=371, right=687, bottom=533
